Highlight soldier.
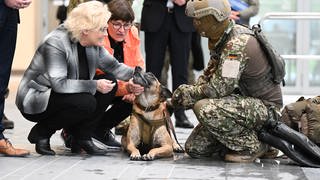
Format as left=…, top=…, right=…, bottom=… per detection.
left=171, top=0, right=283, bottom=163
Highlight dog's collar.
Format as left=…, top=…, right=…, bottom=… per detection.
left=135, top=102, right=160, bottom=112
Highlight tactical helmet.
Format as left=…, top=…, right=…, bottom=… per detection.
left=186, top=0, right=231, bottom=22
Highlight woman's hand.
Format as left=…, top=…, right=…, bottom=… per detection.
left=122, top=93, right=136, bottom=103
left=173, top=0, right=186, bottom=6
left=230, top=11, right=240, bottom=21
left=126, top=79, right=144, bottom=96
left=96, top=79, right=116, bottom=94
left=5, top=0, right=32, bottom=9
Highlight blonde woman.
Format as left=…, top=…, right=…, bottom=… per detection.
left=16, top=1, right=143, bottom=156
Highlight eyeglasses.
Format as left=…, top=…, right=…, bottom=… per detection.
left=110, top=22, right=132, bottom=30
left=98, top=27, right=108, bottom=33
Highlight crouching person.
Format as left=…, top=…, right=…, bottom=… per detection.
left=15, top=1, right=141, bottom=155
left=171, top=0, right=283, bottom=163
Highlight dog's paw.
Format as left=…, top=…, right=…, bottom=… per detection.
left=141, top=154, right=155, bottom=161
left=173, top=146, right=185, bottom=153
left=130, top=153, right=142, bottom=161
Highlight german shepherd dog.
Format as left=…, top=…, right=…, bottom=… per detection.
left=121, top=66, right=184, bottom=161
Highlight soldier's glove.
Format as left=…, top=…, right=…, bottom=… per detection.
left=172, top=84, right=195, bottom=109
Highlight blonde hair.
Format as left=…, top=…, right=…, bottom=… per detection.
left=64, top=1, right=110, bottom=41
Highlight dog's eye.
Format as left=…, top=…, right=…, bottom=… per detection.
left=146, top=73, right=157, bottom=80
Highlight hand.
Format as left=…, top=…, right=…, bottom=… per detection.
left=230, top=11, right=240, bottom=21
left=122, top=93, right=136, bottom=103
left=173, top=0, right=186, bottom=6
left=126, top=79, right=144, bottom=95
left=171, top=84, right=191, bottom=108
left=5, top=0, right=32, bottom=9
left=96, top=79, right=116, bottom=94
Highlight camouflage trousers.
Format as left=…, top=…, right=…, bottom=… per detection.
left=185, top=94, right=268, bottom=158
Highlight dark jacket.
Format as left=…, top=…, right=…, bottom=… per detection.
left=140, top=0, right=194, bottom=32
left=0, top=1, right=19, bottom=28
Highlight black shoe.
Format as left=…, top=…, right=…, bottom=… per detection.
left=175, top=111, right=194, bottom=129
left=60, top=129, right=72, bottom=149
left=93, top=130, right=121, bottom=148
left=35, top=139, right=56, bottom=155
left=71, top=139, right=107, bottom=155
left=2, top=114, right=14, bottom=129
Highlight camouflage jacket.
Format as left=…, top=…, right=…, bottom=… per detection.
left=173, top=24, right=283, bottom=109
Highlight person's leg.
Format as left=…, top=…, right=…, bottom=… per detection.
left=0, top=8, right=29, bottom=157
left=2, top=88, right=14, bottom=129
left=0, top=9, right=18, bottom=140
left=93, top=96, right=132, bottom=147
left=23, top=92, right=98, bottom=155
left=191, top=32, right=204, bottom=71
left=185, top=124, right=225, bottom=159
left=98, top=97, right=132, bottom=129
left=169, top=22, right=193, bottom=128
left=160, top=47, right=170, bottom=87
left=194, top=96, right=269, bottom=163
left=144, top=30, right=169, bottom=80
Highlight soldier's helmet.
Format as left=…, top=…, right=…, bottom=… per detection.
left=186, top=0, right=231, bottom=22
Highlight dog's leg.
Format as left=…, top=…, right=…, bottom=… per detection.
left=142, top=127, right=174, bottom=161
left=125, top=116, right=142, bottom=160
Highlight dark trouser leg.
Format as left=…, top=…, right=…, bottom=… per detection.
left=93, top=95, right=131, bottom=148
left=97, top=97, right=132, bottom=131
left=23, top=73, right=117, bottom=141
left=0, top=10, right=18, bottom=139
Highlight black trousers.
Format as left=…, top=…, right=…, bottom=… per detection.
left=95, top=96, right=132, bottom=133
left=144, top=13, right=192, bottom=91
left=0, top=8, right=18, bottom=139
left=23, top=73, right=117, bottom=141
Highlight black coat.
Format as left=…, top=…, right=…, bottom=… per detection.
left=0, top=2, right=19, bottom=28
left=140, top=0, right=194, bottom=32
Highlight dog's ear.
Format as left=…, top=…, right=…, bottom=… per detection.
left=160, top=85, right=172, bottom=102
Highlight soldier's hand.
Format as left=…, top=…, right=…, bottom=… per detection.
left=172, top=84, right=192, bottom=108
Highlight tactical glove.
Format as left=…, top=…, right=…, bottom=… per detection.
left=172, top=84, right=195, bottom=109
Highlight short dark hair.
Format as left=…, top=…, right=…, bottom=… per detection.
left=108, top=0, right=135, bottom=23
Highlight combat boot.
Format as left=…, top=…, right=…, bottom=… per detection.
left=224, top=143, right=268, bottom=163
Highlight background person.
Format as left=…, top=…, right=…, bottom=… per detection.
left=172, top=0, right=282, bottom=163
left=0, top=0, right=32, bottom=157
left=141, top=0, right=194, bottom=128
left=93, top=0, right=144, bottom=148
left=15, top=1, right=142, bottom=156
left=229, top=0, right=259, bottom=26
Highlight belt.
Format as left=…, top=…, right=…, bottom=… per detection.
left=168, top=8, right=173, bottom=13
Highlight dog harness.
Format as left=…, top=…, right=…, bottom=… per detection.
left=132, top=110, right=168, bottom=146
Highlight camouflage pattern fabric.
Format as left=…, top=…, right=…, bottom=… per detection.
left=185, top=124, right=225, bottom=158
left=172, top=32, right=250, bottom=108
left=172, top=26, right=272, bottom=156
left=185, top=95, right=268, bottom=157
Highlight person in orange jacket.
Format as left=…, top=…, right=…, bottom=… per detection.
left=93, top=0, right=144, bottom=148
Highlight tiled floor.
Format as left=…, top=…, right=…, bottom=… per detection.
left=1, top=75, right=319, bottom=180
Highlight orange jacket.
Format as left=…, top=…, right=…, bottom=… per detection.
left=96, top=26, right=144, bottom=96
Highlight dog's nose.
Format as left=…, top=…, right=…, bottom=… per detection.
left=134, top=66, right=142, bottom=73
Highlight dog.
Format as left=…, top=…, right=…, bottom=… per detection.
left=121, top=66, right=184, bottom=161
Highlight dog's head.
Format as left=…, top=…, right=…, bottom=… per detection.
left=133, top=66, right=172, bottom=107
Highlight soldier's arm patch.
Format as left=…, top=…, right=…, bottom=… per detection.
left=222, top=60, right=240, bottom=78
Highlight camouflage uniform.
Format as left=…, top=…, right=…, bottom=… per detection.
left=173, top=22, right=282, bottom=157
